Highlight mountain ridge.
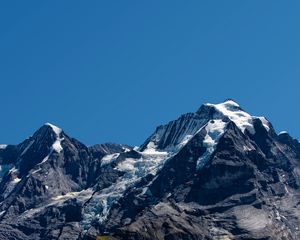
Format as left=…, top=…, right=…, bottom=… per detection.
left=0, top=100, right=300, bottom=240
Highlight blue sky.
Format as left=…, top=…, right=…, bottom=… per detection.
left=0, top=1, right=300, bottom=146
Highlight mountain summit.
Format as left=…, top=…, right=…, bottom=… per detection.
left=0, top=101, right=300, bottom=240
left=141, top=99, right=270, bottom=152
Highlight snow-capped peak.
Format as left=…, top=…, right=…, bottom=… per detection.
left=205, top=100, right=270, bottom=134
left=45, top=123, right=64, bottom=153
left=20, top=123, right=64, bottom=157
left=142, top=100, right=271, bottom=155
left=44, top=123, right=62, bottom=136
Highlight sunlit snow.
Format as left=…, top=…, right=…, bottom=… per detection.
left=0, top=145, right=7, bottom=150
left=45, top=123, right=64, bottom=153
left=3, top=176, right=21, bottom=198
left=279, top=131, right=288, bottom=135
left=206, top=100, right=270, bottom=134
left=21, top=140, right=35, bottom=156
left=101, top=153, right=120, bottom=166
left=197, top=120, right=227, bottom=169
left=45, top=123, right=62, bottom=136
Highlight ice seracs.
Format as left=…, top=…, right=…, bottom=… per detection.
left=81, top=147, right=171, bottom=228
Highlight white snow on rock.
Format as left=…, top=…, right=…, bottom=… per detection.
left=19, top=189, right=94, bottom=220
left=23, top=124, right=64, bottom=177
left=21, top=140, right=35, bottom=156
left=51, top=138, right=63, bottom=153
left=101, top=153, right=120, bottom=166
left=9, top=167, right=17, bottom=174
left=2, top=167, right=21, bottom=197
left=142, top=113, right=209, bottom=153
left=52, top=189, right=93, bottom=202
left=195, top=100, right=270, bottom=169
left=257, top=116, right=270, bottom=131
left=45, top=123, right=64, bottom=153
left=279, top=131, right=288, bottom=135
left=0, top=145, right=7, bottom=149
left=3, top=176, right=21, bottom=198
left=142, top=100, right=270, bottom=157
left=45, top=123, right=62, bottom=136
left=81, top=149, right=171, bottom=229
left=206, top=100, right=270, bottom=134
left=197, top=120, right=227, bottom=169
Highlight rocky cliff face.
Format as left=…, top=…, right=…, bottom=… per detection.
left=0, top=100, right=300, bottom=240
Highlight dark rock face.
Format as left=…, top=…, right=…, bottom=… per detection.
left=1, top=101, right=300, bottom=240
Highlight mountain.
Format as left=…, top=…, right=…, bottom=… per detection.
left=1, top=100, right=300, bottom=240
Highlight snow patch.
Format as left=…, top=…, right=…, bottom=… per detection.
left=3, top=176, right=21, bottom=198
left=0, top=145, right=7, bottom=149
left=20, top=189, right=93, bottom=219
left=256, top=116, right=270, bottom=131
left=21, top=140, right=35, bottom=156
left=41, top=155, right=49, bottom=164
left=243, top=145, right=254, bottom=151
left=45, top=123, right=64, bottom=153
left=9, top=167, right=18, bottom=174
left=45, top=123, right=62, bottom=136
left=51, top=138, right=63, bottom=153
left=122, top=147, right=131, bottom=152
left=53, top=192, right=80, bottom=201
left=197, top=120, right=227, bottom=169
left=101, top=153, right=120, bottom=166
left=279, top=131, right=288, bottom=135
left=44, top=123, right=64, bottom=153
left=133, top=146, right=139, bottom=151
left=12, top=177, right=21, bottom=184
left=30, top=168, right=42, bottom=175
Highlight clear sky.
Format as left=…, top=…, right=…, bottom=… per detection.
left=1, top=1, right=300, bottom=146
